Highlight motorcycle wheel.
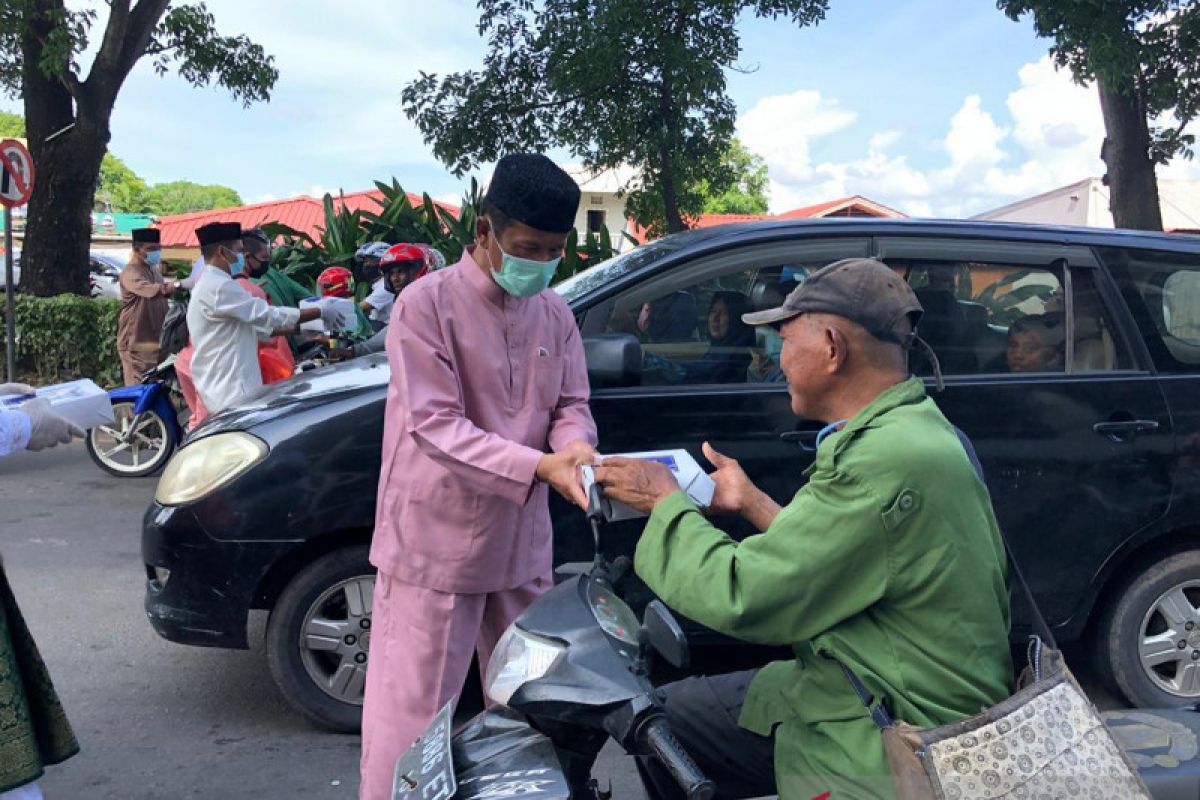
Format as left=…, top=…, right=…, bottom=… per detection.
left=86, top=400, right=177, bottom=477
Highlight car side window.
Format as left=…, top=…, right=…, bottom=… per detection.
left=1099, top=246, right=1200, bottom=371
left=600, top=259, right=838, bottom=387
left=887, top=259, right=1065, bottom=376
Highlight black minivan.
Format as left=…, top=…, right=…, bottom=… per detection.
left=142, top=218, right=1200, bottom=731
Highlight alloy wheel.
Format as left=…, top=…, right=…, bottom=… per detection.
left=1138, top=580, right=1200, bottom=698
left=297, top=575, right=375, bottom=705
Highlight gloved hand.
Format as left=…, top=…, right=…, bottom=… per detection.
left=23, top=398, right=84, bottom=451
left=0, top=382, right=34, bottom=396
left=318, top=299, right=345, bottom=330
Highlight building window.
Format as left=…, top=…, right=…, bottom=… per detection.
left=587, top=209, right=606, bottom=235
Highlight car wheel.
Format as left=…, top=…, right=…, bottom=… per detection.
left=1096, top=550, right=1200, bottom=708
left=85, top=400, right=176, bottom=477
left=266, top=546, right=375, bottom=732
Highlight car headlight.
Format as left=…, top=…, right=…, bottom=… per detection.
left=484, top=625, right=566, bottom=705
left=154, top=432, right=268, bottom=506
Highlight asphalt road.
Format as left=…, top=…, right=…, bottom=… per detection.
left=0, top=443, right=643, bottom=799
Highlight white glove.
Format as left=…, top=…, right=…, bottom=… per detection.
left=319, top=300, right=345, bottom=330
left=0, top=382, right=34, bottom=396
left=23, top=398, right=84, bottom=451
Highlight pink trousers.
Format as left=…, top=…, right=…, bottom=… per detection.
left=358, top=571, right=551, bottom=800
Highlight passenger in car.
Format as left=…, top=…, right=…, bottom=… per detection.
left=1003, top=313, right=1066, bottom=373
left=749, top=326, right=786, bottom=383
left=644, top=292, right=755, bottom=384
left=638, top=291, right=699, bottom=342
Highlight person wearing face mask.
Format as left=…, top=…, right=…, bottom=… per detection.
left=116, top=228, right=177, bottom=386
left=358, top=154, right=599, bottom=800
left=187, top=222, right=336, bottom=415
left=249, top=230, right=315, bottom=310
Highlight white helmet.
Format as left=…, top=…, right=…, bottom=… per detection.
left=355, top=241, right=391, bottom=262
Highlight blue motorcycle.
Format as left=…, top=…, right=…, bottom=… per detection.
left=86, top=355, right=187, bottom=477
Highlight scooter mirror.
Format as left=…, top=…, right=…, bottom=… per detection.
left=641, top=600, right=689, bottom=670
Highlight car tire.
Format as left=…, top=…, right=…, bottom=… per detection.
left=85, top=400, right=177, bottom=477
left=1095, top=550, right=1200, bottom=708
left=266, top=546, right=376, bottom=732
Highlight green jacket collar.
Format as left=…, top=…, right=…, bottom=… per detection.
left=808, top=377, right=927, bottom=474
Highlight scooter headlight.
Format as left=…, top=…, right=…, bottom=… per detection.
left=484, top=625, right=566, bottom=706
left=154, top=432, right=268, bottom=506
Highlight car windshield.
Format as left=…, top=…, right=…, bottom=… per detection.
left=554, top=236, right=687, bottom=302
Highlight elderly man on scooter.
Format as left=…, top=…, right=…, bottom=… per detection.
left=594, top=258, right=1013, bottom=800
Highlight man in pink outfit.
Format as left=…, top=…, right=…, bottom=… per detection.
left=360, top=154, right=598, bottom=800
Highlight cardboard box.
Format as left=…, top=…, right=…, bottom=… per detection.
left=0, top=379, right=114, bottom=430
left=580, top=449, right=716, bottom=522
left=299, top=297, right=357, bottom=333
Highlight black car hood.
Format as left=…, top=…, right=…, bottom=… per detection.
left=187, top=354, right=389, bottom=439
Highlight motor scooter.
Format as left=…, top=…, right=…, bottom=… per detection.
left=392, top=485, right=1200, bottom=800
left=86, top=355, right=186, bottom=477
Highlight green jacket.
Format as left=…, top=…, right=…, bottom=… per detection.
left=254, top=267, right=313, bottom=309
left=635, top=378, right=1013, bottom=800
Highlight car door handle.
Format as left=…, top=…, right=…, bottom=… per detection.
left=1092, top=419, right=1160, bottom=439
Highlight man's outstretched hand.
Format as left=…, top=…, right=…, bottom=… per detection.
left=592, top=457, right=680, bottom=514
left=537, top=439, right=598, bottom=509
left=702, top=442, right=780, bottom=531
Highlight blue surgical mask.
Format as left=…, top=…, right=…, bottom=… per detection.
left=229, top=252, right=246, bottom=277
left=489, top=240, right=560, bottom=298
left=145, top=250, right=162, bottom=267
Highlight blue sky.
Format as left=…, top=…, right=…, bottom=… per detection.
left=5, top=1, right=1197, bottom=218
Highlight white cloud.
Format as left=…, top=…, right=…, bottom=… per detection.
left=740, top=55, right=1195, bottom=219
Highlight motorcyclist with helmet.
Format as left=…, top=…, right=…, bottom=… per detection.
left=330, top=243, right=437, bottom=360
left=354, top=241, right=393, bottom=323
left=314, top=266, right=376, bottom=341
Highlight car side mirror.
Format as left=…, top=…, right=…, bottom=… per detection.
left=584, top=334, right=642, bottom=389
left=639, top=599, right=689, bottom=670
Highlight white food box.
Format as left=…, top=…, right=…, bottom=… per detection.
left=580, top=449, right=716, bottom=522
left=299, top=297, right=357, bottom=333
left=0, top=378, right=114, bottom=430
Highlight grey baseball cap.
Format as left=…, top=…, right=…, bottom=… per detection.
left=742, top=257, right=924, bottom=345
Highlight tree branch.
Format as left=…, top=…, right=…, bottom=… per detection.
left=88, top=0, right=130, bottom=85
left=115, top=0, right=170, bottom=79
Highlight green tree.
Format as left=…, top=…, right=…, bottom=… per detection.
left=698, top=139, right=770, bottom=216
left=1, top=1, right=277, bottom=295
left=142, top=180, right=241, bottom=215
left=998, top=1, right=1200, bottom=231
left=97, top=152, right=149, bottom=212
left=0, top=109, right=22, bottom=137
left=401, top=0, right=826, bottom=237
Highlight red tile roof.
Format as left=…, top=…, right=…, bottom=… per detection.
left=154, top=190, right=459, bottom=247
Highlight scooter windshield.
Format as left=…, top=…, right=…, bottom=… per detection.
left=585, top=577, right=640, bottom=646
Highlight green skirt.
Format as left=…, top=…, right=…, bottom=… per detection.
left=0, top=563, right=79, bottom=791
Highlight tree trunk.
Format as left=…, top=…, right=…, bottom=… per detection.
left=658, top=60, right=687, bottom=234
left=18, top=0, right=111, bottom=296
left=1097, top=74, right=1163, bottom=232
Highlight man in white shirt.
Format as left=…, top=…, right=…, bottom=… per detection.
left=187, top=222, right=335, bottom=414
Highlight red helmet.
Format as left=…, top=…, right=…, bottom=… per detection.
left=379, top=243, right=429, bottom=293
left=317, top=266, right=355, bottom=298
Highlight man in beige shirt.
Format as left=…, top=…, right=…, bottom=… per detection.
left=117, top=228, right=179, bottom=385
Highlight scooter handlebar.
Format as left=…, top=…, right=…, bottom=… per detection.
left=641, top=716, right=715, bottom=800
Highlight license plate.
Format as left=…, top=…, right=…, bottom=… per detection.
left=393, top=702, right=457, bottom=800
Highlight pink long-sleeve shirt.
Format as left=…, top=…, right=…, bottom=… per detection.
left=371, top=248, right=597, bottom=594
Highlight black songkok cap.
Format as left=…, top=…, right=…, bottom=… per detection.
left=131, top=228, right=160, bottom=244
left=195, top=222, right=242, bottom=247
left=484, top=154, right=581, bottom=234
